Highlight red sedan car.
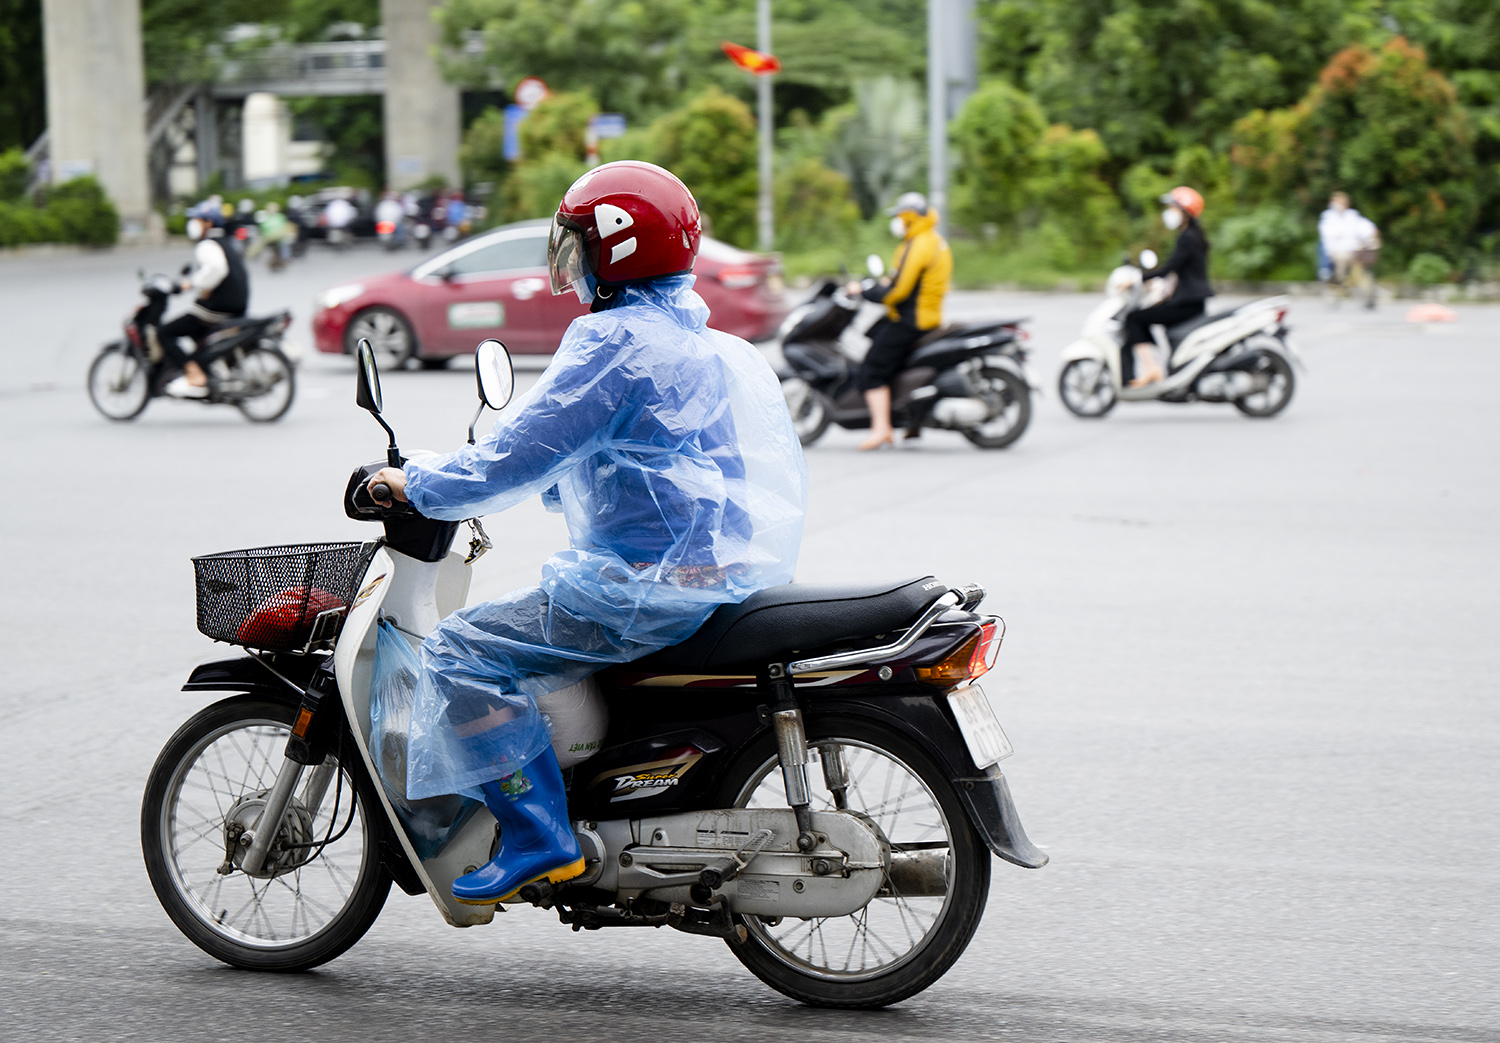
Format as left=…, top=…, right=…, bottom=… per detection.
left=312, top=220, right=787, bottom=367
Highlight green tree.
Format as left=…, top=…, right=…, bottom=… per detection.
left=823, top=77, right=926, bottom=219
left=950, top=80, right=1046, bottom=231
left=1027, top=124, right=1126, bottom=265
left=0, top=0, right=45, bottom=152
left=1230, top=38, right=1478, bottom=263
left=775, top=157, right=861, bottom=251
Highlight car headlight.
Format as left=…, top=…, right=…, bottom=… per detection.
left=316, top=283, right=365, bottom=311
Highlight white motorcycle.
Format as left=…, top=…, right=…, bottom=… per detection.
left=140, top=338, right=1047, bottom=1008
left=1058, top=251, right=1300, bottom=418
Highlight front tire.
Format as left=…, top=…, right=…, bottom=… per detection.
left=1058, top=357, right=1116, bottom=418
left=717, top=716, right=990, bottom=1008
left=87, top=343, right=150, bottom=421
left=141, top=696, right=392, bottom=971
left=346, top=306, right=417, bottom=370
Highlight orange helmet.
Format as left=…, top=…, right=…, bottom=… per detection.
left=1161, top=186, right=1204, bottom=218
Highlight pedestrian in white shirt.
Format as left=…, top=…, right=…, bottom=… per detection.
left=1318, top=192, right=1380, bottom=307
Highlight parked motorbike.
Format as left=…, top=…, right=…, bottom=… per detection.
left=86, top=272, right=297, bottom=423
left=1058, top=251, right=1301, bottom=418
left=777, top=257, right=1033, bottom=449
left=140, top=337, right=1046, bottom=1008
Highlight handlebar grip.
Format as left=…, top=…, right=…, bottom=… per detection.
left=371, top=482, right=392, bottom=503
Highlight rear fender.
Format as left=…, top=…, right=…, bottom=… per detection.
left=980, top=352, right=1037, bottom=391
left=804, top=695, right=1048, bottom=870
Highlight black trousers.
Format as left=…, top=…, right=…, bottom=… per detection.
left=858, top=319, right=924, bottom=391
left=157, top=313, right=214, bottom=369
left=1120, top=300, right=1204, bottom=382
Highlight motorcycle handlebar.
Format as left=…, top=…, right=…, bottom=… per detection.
left=371, top=482, right=392, bottom=503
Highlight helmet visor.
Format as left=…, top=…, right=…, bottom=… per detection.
left=548, top=215, right=593, bottom=302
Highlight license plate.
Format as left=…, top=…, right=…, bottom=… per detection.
left=947, top=684, right=1013, bottom=769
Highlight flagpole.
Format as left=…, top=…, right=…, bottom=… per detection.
left=757, top=0, right=774, bottom=252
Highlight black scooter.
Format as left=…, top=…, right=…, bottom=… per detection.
left=86, top=271, right=297, bottom=423
left=776, top=262, right=1034, bottom=449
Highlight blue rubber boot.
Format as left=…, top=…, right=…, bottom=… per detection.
left=451, top=746, right=585, bottom=905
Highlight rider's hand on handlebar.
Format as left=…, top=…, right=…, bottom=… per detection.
left=844, top=281, right=862, bottom=296
left=367, top=467, right=408, bottom=507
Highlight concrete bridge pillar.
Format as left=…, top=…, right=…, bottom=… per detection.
left=381, top=0, right=461, bottom=190
left=41, top=0, right=152, bottom=237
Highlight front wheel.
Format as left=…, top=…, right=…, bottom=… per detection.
left=87, top=343, right=151, bottom=421
left=961, top=364, right=1031, bottom=449
left=141, top=696, right=392, bottom=971
left=718, top=716, right=991, bottom=1008
left=1058, top=357, right=1116, bottom=418
left=233, top=346, right=297, bottom=422
left=1232, top=348, right=1295, bottom=418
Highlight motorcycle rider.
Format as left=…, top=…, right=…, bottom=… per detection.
left=364, top=161, right=809, bottom=905
left=1122, top=186, right=1213, bottom=387
left=847, top=191, right=952, bottom=450
left=161, top=214, right=250, bottom=398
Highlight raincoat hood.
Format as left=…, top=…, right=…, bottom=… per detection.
left=902, top=208, right=939, bottom=240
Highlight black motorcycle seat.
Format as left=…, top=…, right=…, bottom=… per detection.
left=634, top=576, right=949, bottom=672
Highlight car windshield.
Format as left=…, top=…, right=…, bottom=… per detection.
left=439, top=234, right=549, bottom=277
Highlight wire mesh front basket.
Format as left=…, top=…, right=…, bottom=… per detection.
left=193, top=542, right=379, bottom=654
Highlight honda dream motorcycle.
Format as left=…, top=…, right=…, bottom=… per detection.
left=1058, top=250, right=1300, bottom=419
left=141, top=337, right=1047, bottom=1008
left=86, top=271, right=297, bottom=423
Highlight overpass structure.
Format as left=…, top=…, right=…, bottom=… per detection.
left=37, top=0, right=461, bottom=241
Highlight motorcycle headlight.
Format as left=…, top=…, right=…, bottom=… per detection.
left=316, top=283, right=365, bottom=311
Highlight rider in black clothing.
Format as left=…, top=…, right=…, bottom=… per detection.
left=1122, top=186, right=1212, bottom=387
left=161, top=216, right=250, bottom=398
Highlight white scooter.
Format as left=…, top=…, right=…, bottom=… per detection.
left=140, top=338, right=1047, bottom=1008
left=1058, top=250, right=1301, bottom=418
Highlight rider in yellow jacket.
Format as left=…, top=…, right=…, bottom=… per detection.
left=850, top=192, right=952, bottom=450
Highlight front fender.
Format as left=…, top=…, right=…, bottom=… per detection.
left=1060, top=336, right=1108, bottom=364
left=182, top=655, right=320, bottom=703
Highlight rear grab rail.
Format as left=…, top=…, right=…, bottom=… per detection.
left=786, top=583, right=983, bottom=675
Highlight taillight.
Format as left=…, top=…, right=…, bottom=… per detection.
left=1274, top=308, right=1288, bottom=324
left=376, top=220, right=396, bottom=235
left=915, top=620, right=1002, bottom=686
left=717, top=265, right=762, bottom=290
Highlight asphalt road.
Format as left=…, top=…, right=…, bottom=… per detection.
left=1, top=242, right=1496, bottom=1042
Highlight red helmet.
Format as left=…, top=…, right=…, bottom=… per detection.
left=1161, top=185, right=1205, bottom=218
left=549, top=161, right=702, bottom=302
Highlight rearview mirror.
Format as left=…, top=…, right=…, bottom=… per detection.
left=355, top=338, right=383, bottom=414
left=475, top=339, right=514, bottom=410
left=469, top=339, right=515, bottom=444
left=866, top=254, right=885, bottom=279
left=1138, top=249, right=1159, bottom=270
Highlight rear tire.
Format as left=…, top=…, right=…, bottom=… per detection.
left=717, top=716, right=990, bottom=1008
left=961, top=364, right=1031, bottom=449
left=141, top=696, right=391, bottom=971
left=87, top=343, right=151, bottom=421
left=234, top=346, right=297, bottom=423
left=782, top=376, right=832, bottom=446
left=1232, top=349, right=1295, bottom=418
left=419, top=356, right=451, bottom=371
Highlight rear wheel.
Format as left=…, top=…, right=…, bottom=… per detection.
left=718, top=717, right=990, bottom=1008
left=782, top=376, right=832, bottom=446
left=1232, top=348, right=1295, bottom=418
left=961, top=364, right=1031, bottom=449
left=419, top=356, right=450, bottom=371
left=1059, top=358, right=1116, bottom=418
left=347, top=306, right=416, bottom=370
left=87, top=343, right=150, bottom=421
left=141, top=696, right=391, bottom=971
left=233, top=346, right=296, bottom=422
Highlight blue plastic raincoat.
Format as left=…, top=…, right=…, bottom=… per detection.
left=400, top=275, right=808, bottom=799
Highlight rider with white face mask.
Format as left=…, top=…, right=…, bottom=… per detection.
left=1120, top=186, right=1214, bottom=387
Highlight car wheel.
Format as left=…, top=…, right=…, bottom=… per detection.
left=346, top=307, right=416, bottom=370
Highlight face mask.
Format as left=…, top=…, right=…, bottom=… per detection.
left=889, top=216, right=907, bottom=238
left=1162, top=208, right=1183, bottom=231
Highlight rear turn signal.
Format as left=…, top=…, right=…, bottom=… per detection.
left=915, top=620, right=1002, bottom=686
